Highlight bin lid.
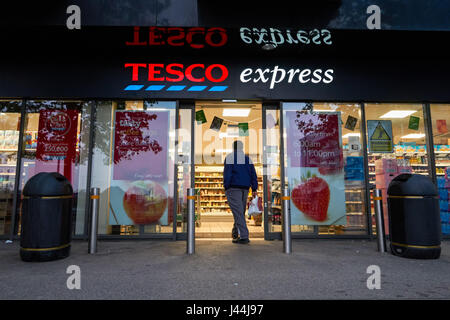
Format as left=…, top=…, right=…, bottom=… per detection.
left=387, top=174, right=438, bottom=197
left=23, top=172, right=73, bottom=197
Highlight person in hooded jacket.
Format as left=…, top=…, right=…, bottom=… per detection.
left=223, top=140, right=258, bottom=244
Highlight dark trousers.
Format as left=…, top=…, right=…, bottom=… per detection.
left=225, top=188, right=249, bottom=239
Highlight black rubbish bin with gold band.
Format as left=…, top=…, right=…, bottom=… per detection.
left=20, top=172, right=73, bottom=262
left=387, top=174, right=441, bottom=259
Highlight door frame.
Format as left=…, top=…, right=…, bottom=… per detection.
left=175, top=101, right=195, bottom=240
left=262, top=102, right=283, bottom=240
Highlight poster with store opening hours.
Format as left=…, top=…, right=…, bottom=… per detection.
left=110, top=110, right=170, bottom=226
left=286, top=111, right=346, bottom=226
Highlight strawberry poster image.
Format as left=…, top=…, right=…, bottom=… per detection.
left=109, top=111, right=170, bottom=226
left=35, top=109, right=79, bottom=185
left=286, top=111, right=346, bottom=225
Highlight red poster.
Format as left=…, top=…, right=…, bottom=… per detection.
left=286, top=111, right=346, bottom=226
left=113, top=111, right=168, bottom=181
left=110, top=111, right=170, bottom=226
left=437, top=119, right=448, bottom=134
left=35, top=110, right=79, bottom=184
left=287, top=112, right=343, bottom=172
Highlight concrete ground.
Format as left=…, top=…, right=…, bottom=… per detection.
left=0, top=239, right=449, bottom=300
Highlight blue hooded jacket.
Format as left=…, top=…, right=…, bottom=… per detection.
left=223, top=150, right=258, bottom=192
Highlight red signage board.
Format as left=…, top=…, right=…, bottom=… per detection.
left=113, top=111, right=168, bottom=181
left=287, top=112, right=343, bottom=173
left=35, top=109, right=79, bottom=184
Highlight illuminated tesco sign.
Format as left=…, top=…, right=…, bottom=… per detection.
left=124, top=63, right=229, bottom=83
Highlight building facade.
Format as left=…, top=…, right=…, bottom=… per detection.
left=1, top=1, right=450, bottom=240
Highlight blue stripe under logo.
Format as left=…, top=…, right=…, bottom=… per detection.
left=145, top=85, right=165, bottom=91
left=124, top=85, right=145, bottom=91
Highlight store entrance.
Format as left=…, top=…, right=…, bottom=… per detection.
left=194, top=101, right=264, bottom=239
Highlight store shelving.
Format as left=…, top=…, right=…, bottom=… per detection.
left=0, top=162, right=16, bottom=235
left=195, top=165, right=263, bottom=216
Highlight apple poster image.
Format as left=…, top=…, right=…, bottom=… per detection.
left=286, top=111, right=346, bottom=226
left=109, top=110, right=170, bottom=226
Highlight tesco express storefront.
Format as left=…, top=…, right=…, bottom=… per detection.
left=0, top=25, right=449, bottom=240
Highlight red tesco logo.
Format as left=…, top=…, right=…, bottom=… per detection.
left=125, top=63, right=229, bottom=83
left=126, top=27, right=228, bottom=48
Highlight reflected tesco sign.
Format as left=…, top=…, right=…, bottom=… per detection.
left=126, top=27, right=228, bottom=48
left=124, top=63, right=229, bottom=83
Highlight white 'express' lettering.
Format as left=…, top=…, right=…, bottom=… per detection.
left=240, top=67, right=334, bottom=89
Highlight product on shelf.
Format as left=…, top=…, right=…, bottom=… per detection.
left=437, top=172, right=450, bottom=235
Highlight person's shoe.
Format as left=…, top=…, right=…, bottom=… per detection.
left=232, top=238, right=250, bottom=244
left=231, top=226, right=239, bottom=240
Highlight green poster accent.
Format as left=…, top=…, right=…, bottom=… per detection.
left=367, top=120, right=393, bottom=153
left=408, top=116, right=420, bottom=130
left=345, top=115, right=358, bottom=131
left=195, top=110, right=207, bottom=124
left=238, top=123, right=249, bottom=136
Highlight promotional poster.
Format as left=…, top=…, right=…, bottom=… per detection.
left=286, top=111, right=346, bottom=225
left=109, top=110, right=170, bottom=226
left=35, top=109, right=79, bottom=184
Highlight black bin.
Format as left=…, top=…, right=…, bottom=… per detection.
left=20, top=172, right=73, bottom=262
left=387, top=174, right=441, bottom=259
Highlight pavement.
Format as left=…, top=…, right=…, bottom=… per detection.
left=0, top=238, right=449, bottom=300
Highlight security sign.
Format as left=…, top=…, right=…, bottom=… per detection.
left=367, top=120, right=393, bottom=153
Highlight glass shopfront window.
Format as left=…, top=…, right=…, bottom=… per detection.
left=282, top=102, right=368, bottom=236
left=0, top=100, right=22, bottom=236
left=91, top=101, right=176, bottom=236
left=430, top=104, right=450, bottom=236
left=365, top=103, right=427, bottom=234
left=313, top=103, right=367, bottom=235
left=15, top=100, right=92, bottom=236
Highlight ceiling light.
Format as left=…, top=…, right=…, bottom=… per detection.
left=401, top=133, right=425, bottom=139
left=342, top=133, right=361, bottom=138
left=215, top=149, right=233, bottom=153
left=380, top=110, right=417, bottom=118
left=223, top=109, right=250, bottom=117
left=222, top=99, right=237, bottom=103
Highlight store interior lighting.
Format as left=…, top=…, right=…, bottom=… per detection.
left=342, top=133, right=361, bottom=138
left=379, top=110, right=417, bottom=118
left=401, top=133, right=426, bottom=139
left=222, top=109, right=250, bottom=117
